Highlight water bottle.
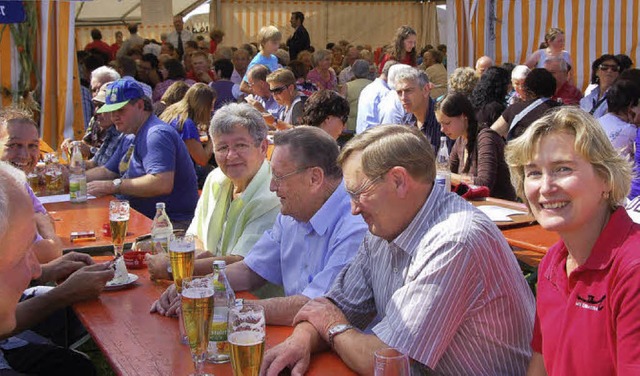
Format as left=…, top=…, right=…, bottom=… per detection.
left=150, top=202, right=173, bottom=254
left=69, top=141, right=88, bottom=203
left=208, top=260, right=235, bottom=363
left=435, top=136, right=451, bottom=192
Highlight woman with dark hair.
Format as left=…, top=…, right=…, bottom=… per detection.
left=580, top=54, right=620, bottom=118
left=288, top=60, right=318, bottom=97
left=152, top=80, right=190, bottom=117
left=436, top=92, right=516, bottom=200
left=152, top=57, right=196, bottom=102
left=598, top=79, right=640, bottom=161
left=377, top=25, right=417, bottom=74
left=302, top=90, right=349, bottom=140
left=491, top=68, right=560, bottom=141
left=470, top=66, right=510, bottom=127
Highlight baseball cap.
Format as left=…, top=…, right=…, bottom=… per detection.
left=96, top=79, right=145, bottom=113
left=92, top=81, right=114, bottom=104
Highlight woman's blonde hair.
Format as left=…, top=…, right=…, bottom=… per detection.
left=505, top=107, right=632, bottom=210
left=266, top=68, right=296, bottom=86
left=544, top=27, right=564, bottom=44
left=257, top=26, right=281, bottom=47
left=160, top=83, right=216, bottom=132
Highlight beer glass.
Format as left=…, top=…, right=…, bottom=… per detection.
left=109, top=200, right=130, bottom=256
left=228, top=304, right=265, bottom=376
left=169, top=235, right=196, bottom=293
left=374, top=348, right=410, bottom=376
left=181, top=276, right=215, bottom=376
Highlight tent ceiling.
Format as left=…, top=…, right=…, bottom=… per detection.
left=74, top=0, right=207, bottom=26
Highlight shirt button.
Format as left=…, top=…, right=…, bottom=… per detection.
left=393, top=267, right=398, bottom=273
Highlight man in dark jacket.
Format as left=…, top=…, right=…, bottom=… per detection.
left=287, top=11, right=310, bottom=60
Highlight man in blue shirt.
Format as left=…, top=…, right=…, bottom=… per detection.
left=86, top=79, right=199, bottom=228
left=151, top=127, right=367, bottom=325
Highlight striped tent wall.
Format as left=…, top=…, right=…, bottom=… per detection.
left=450, top=0, right=640, bottom=92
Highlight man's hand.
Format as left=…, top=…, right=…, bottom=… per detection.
left=196, top=70, right=214, bottom=84
left=261, top=330, right=313, bottom=376
left=293, top=297, right=349, bottom=342
left=39, top=252, right=95, bottom=284
left=56, top=262, right=115, bottom=303
left=145, top=253, right=171, bottom=280
left=150, top=283, right=180, bottom=317
left=87, top=180, right=116, bottom=197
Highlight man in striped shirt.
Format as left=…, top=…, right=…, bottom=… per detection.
left=261, top=125, right=535, bottom=375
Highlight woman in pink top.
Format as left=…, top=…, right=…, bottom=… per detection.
left=307, top=49, right=337, bottom=91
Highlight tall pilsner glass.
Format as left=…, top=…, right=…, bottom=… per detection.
left=181, top=276, right=215, bottom=376
left=170, top=235, right=196, bottom=344
left=228, top=304, right=265, bottom=376
left=109, top=200, right=129, bottom=256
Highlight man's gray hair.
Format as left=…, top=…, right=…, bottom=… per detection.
left=352, top=59, right=370, bottom=79
left=394, top=67, right=430, bottom=88
left=511, top=65, right=531, bottom=80
left=91, top=66, right=121, bottom=83
left=386, top=64, right=412, bottom=89
left=210, top=102, right=268, bottom=145
left=0, top=161, right=27, bottom=242
left=543, top=57, right=568, bottom=72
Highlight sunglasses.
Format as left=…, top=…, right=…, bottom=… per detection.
left=269, top=85, right=288, bottom=94
left=599, top=64, right=620, bottom=72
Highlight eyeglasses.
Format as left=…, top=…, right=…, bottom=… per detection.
left=599, top=64, right=620, bottom=72
left=214, top=142, right=254, bottom=156
left=269, top=85, right=288, bottom=94
left=346, top=175, right=383, bottom=204
left=271, top=166, right=312, bottom=187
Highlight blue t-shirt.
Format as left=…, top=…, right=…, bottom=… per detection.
left=210, top=81, right=237, bottom=112
left=169, top=117, right=200, bottom=141
left=105, top=115, right=199, bottom=221
left=243, top=53, right=280, bottom=83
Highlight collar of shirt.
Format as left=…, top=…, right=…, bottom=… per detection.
left=308, top=181, right=348, bottom=237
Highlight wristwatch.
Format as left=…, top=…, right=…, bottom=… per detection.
left=327, top=323, right=354, bottom=348
left=112, top=178, right=122, bottom=194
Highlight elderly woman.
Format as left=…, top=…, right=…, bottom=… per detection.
left=448, top=67, right=479, bottom=98
left=147, top=103, right=281, bottom=280
left=491, top=68, right=560, bottom=141
left=266, top=68, right=306, bottom=129
left=580, top=54, right=620, bottom=118
left=507, top=65, right=531, bottom=105
left=307, top=49, right=337, bottom=91
left=301, top=89, right=349, bottom=140
left=505, top=107, right=639, bottom=375
left=524, top=27, right=573, bottom=69
left=436, top=92, right=516, bottom=200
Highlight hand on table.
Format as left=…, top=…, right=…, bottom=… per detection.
left=145, top=253, right=171, bottom=280
left=87, top=180, right=116, bottom=197
left=293, top=297, right=349, bottom=342
left=260, top=328, right=312, bottom=376
left=149, top=283, right=180, bottom=317
left=57, top=263, right=115, bottom=302
left=40, top=251, right=95, bottom=284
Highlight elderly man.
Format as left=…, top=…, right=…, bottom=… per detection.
left=261, top=125, right=535, bottom=375
left=152, top=126, right=367, bottom=325
left=244, top=64, right=284, bottom=120
left=231, top=48, right=251, bottom=85
left=343, top=59, right=372, bottom=133
left=356, top=60, right=395, bottom=134
left=166, top=15, right=193, bottom=59
left=544, top=57, right=583, bottom=105
left=287, top=11, right=311, bottom=60
left=86, top=79, right=199, bottom=227
left=475, top=55, right=494, bottom=76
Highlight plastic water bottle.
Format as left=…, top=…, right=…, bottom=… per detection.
left=208, top=260, right=235, bottom=363
left=69, top=141, right=87, bottom=203
left=435, top=136, right=451, bottom=192
left=150, top=203, right=173, bottom=254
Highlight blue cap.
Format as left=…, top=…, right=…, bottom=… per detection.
left=96, top=79, right=145, bottom=113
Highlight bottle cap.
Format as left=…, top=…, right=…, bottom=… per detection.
left=155, top=202, right=166, bottom=209
left=213, top=260, right=226, bottom=268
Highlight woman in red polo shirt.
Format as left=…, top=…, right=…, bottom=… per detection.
left=505, top=107, right=640, bottom=375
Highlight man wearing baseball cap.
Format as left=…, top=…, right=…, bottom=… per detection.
left=86, top=79, right=199, bottom=227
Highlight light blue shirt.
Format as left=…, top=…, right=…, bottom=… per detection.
left=243, top=53, right=280, bottom=83
left=379, top=90, right=409, bottom=125
left=244, top=182, right=367, bottom=298
left=579, top=86, right=609, bottom=119
left=356, top=78, right=391, bottom=134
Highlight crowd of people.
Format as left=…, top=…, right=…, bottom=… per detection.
left=1, top=15, right=640, bottom=375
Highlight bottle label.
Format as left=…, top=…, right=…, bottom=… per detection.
left=152, top=237, right=169, bottom=254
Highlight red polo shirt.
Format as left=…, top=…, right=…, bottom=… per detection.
left=532, top=207, right=640, bottom=375
left=552, top=81, right=583, bottom=106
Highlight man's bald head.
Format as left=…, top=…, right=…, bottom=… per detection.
left=475, top=56, right=494, bottom=76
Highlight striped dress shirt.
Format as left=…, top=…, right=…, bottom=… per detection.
left=326, top=185, right=535, bottom=375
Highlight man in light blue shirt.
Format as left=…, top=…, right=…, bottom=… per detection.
left=153, top=127, right=367, bottom=326
left=356, top=60, right=395, bottom=134
left=378, top=64, right=413, bottom=126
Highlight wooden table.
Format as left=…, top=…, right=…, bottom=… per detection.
left=73, top=261, right=356, bottom=376
left=44, top=196, right=153, bottom=253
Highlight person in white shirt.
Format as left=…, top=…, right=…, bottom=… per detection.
left=166, top=15, right=194, bottom=59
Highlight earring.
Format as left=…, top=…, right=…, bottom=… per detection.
left=602, top=191, right=610, bottom=199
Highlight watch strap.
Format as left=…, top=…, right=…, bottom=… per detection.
left=327, top=324, right=354, bottom=348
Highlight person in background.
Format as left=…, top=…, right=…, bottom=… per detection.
left=470, top=66, right=510, bottom=128
left=524, top=27, right=572, bottom=69
left=507, top=65, right=531, bottom=105
left=436, top=92, right=516, bottom=200
left=152, top=58, right=195, bottom=102
left=152, top=80, right=189, bottom=117
left=266, top=68, right=306, bottom=129
left=160, top=42, right=179, bottom=60
left=544, top=58, right=582, bottom=105
left=210, top=58, right=238, bottom=111
left=287, top=11, right=311, bottom=60
left=378, top=63, right=411, bottom=126
left=338, top=46, right=360, bottom=85
left=616, top=54, right=634, bottom=73
left=115, top=56, right=153, bottom=99
left=580, top=54, right=620, bottom=119
left=186, top=50, right=215, bottom=84
left=274, top=49, right=291, bottom=67
left=138, top=53, right=161, bottom=89
left=448, top=67, right=479, bottom=98
left=230, top=48, right=251, bottom=86
left=505, top=107, right=639, bottom=376
left=240, top=25, right=282, bottom=95
left=288, top=60, right=319, bottom=98
left=209, top=28, right=225, bottom=55
left=302, top=90, right=349, bottom=140
left=307, top=49, right=337, bottom=91
left=116, top=23, right=144, bottom=59
left=296, top=50, right=314, bottom=71
left=474, top=55, right=494, bottom=77
left=342, top=60, right=372, bottom=133
left=166, top=15, right=193, bottom=59
left=110, top=30, right=124, bottom=59
left=422, top=49, right=448, bottom=99
left=83, top=82, right=125, bottom=170
left=356, top=60, right=395, bottom=134
left=244, top=64, right=284, bottom=121
left=597, top=79, right=640, bottom=161
left=378, top=25, right=417, bottom=74
left=84, top=28, right=113, bottom=62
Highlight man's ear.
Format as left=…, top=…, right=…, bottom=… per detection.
left=388, top=166, right=410, bottom=199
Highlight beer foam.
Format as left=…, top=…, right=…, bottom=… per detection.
left=228, top=331, right=264, bottom=346
left=182, top=287, right=214, bottom=299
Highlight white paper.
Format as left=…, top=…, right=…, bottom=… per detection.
left=37, top=194, right=97, bottom=204
left=477, top=205, right=527, bottom=222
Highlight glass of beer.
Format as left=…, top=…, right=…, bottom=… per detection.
left=181, top=276, right=215, bottom=376
left=228, top=304, right=265, bottom=376
left=374, top=348, right=410, bottom=376
left=109, top=200, right=130, bottom=256
left=169, top=235, right=195, bottom=293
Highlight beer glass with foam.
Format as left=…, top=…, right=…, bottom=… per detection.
left=181, top=276, right=215, bottom=376
left=228, top=304, right=265, bottom=376
left=109, top=200, right=130, bottom=256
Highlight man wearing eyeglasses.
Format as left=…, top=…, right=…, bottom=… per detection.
left=244, top=64, right=284, bottom=122
left=152, top=126, right=367, bottom=325
left=544, top=57, right=582, bottom=106
left=262, top=125, right=535, bottom=375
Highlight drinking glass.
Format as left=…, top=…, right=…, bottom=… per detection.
left=109, top=200, right=130, bottom=256
left=228, top=304, right=265, bottom=376
left=374, top=348, right=410, bottom=376
left=181, top=276, right=215, bottom=376
left=170, top=235, right=196, bottom=345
